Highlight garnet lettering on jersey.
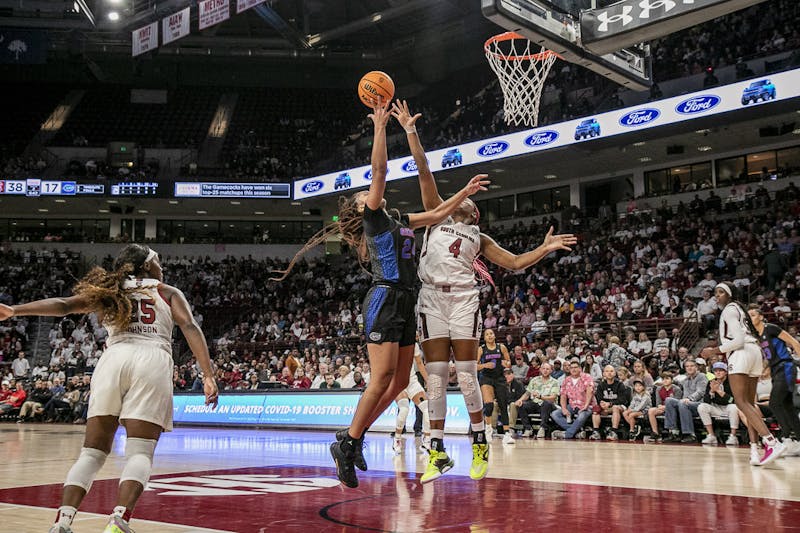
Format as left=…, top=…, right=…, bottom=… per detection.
left=438, top=226, right=477, bottom=243
left=127, top=324, right=159, bottom=334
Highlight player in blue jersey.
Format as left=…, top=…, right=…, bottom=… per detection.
left=272, top=101, right=489, bottom=488
left=748, top=305, right=800, bottom=456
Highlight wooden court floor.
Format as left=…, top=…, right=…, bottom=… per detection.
left=1, top=424, right=798, bottom=532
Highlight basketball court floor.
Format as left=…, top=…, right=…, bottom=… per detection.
left=1, top=425, right=799, bottom=532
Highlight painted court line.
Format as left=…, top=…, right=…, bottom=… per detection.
left=0, top=503, right=236, bottom=533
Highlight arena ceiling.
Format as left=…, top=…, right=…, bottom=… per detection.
left=0, top=1, right=493, bottom=69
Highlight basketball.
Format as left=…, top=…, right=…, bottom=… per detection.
left=357, top=70, right=395, bottom=107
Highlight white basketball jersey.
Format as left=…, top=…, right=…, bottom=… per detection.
left=105, top=278, right=174, bottom=354
left=419, top=217, right=481, bottom=288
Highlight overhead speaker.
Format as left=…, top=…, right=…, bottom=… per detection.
left=666, top=145, right=684, bottom=155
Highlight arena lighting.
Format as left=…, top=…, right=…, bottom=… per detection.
left=38, top=209, right=48, bottom=212
left=697, top=146, right=713, bottom=151
left=138, top=210, right=148, bottom=214
left=544, top=174, right=557, bottom=179
left=633, top=141, right=646, bottom=146
left=196, top=210, right=207, bottom=214
left=639, top=156, right=652, bottom=162
left=254, top=211, right=265, bottom=215
left=107, top=11, right=120, bottom=21
left=489, top=184, right=502, bottom=189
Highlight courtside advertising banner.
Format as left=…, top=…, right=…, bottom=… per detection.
left=236, top=0, right=266, bottom=14
left=199, top=0, right=231, bottom=30
left=294, top=68, right=800, bottom=199
left=173, top=391, right=471, bottom=433
left=131, top=21, right=158, bottom=57
left=162, top=6, right=191, bottom=46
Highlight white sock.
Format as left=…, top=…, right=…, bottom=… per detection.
left=112, top=505, right=127, bottom=518
left=471, top=421, right=485, bottom=432
left=430, top=429, right=444, bottom=440
left=762, top=434, right=777, bottom=446
left=56, top=506, right=77, bottom=526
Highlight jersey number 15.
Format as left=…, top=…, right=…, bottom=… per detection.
left=130, top=299, right=156, bottom=325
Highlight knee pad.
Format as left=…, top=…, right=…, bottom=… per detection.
left=396, top=398, right=410, bottom=428
left=483, top=402, right=495, bottom=418
left=64, top=447, right=108, bottom=492
left=454, top=361, right=483, bottom=414
left=416, top=400, right=431, bottom=433
left=425, top=362, right=448, bottom=421
left=120, top=438, right=157, bottom=488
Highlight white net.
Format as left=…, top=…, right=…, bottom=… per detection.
left=485, top=32, right=558, bottom=128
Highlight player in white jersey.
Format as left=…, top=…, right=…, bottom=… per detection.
left=392, top=340, right=431, bottom=454
left=712, top=282, right=784, bottom=466
left=390, top=101, right=576, bottom=483
left=0, top=244, right=218, bottom=533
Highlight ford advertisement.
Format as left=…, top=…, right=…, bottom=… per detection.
left=294, top=69, right=800, bottom=199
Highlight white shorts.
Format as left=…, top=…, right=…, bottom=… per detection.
left=403, top=375, right=425, bottom=399
left=727, top=343, right=764, bottom=378
left=88, top=342, right=174, bottom=431
left=417, top=286, right=481, bottom=341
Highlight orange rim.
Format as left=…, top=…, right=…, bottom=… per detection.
left=484, top=31, right=560, bottom=61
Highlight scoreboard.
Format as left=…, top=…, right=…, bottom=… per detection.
left=0, top=179, right=104, bottom=196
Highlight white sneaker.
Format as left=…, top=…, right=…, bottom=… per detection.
left=522, top=429, right=532, bottom=438
left=392, top=437, right=402, bottom=455
left=536, top=427, right=546, bottom=439
left=103, top=515, right=134, bottom=533
left=750, top=447, right=761, bottom=466
left=502, top=432, right=515, bottom=445
left=725, top=434, right=739, bottom=446
left=701, top=434, right=718, bottom=445
left=787, top=439, right=800, bottom=457
left=758, top=439, right=785, bottom=466
left=48, top=526, right=73, bottom=533
left=485, top=426, right=493, bottom=441
left=551, top=430, right=566, bottom=440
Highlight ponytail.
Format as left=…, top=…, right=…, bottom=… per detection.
left=73, top=243, right=154, bottom=331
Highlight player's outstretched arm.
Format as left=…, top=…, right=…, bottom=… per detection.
left=390, top=99, right=443, bottom=211
left=0, top=296, right=93, bottom=320
left=365, top=101, right=392, bottom=211
left=407, top=174, right=489, bottom=230
left=165, top=285, right=219, bottom=408
left=480, top=226, right=576, bottom=271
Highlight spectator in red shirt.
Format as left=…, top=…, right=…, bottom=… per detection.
left=0, top=382, right=27, bottom=414
left=291, top=369, right=312, bottom=389
left=0, top=380, right=11, bottom=402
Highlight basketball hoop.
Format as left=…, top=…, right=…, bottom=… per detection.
left=484, top=32, right=559, bottom=127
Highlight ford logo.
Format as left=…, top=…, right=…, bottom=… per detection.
left=402, top=159, right=418, bottom=173
left=61, top=182, right=76, bottom=194
left=524, top=131, right=559, bottom=147
left=477, top=141, right=510, bottom=157
left=301, top=180, right=324, bottom=194
left=619, top=108, right=661, bottom=127
left=675, top=95, right=721, bottom=115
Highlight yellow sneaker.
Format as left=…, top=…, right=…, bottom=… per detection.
left=420, top=450, right=454, bottom=484
left=470, top=443, right=489, bottom=480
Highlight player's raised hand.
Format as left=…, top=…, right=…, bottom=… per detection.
left=462, top=174, right=490, bottom=196
left=368, top=98, right=391, bottom=128
left=390, top=99, right=422, bottom=131
left=0, top=304, right=14, bottom=321
left=542, top=226, right=577, bottom=252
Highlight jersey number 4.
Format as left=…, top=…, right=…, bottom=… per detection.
left=131, top=299, right=156, bottom=325
left=448, top=238, right=463, bottom=258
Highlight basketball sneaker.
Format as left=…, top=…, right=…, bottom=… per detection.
left=330, top=440, right=359, bottom=488
left=485, top=426, right=493, bottom=441
left=392, top=436, right=403, bottom=455
left=103, top=515, right=134, bottom=533
left=502, top=432, right=515, bottom=445
left=420, top=449, right=454, bottom=484
left=48, top=526, right=73, bottom=533
left=750, top=447, right=761, bottom=466
left=336, top=429, right=367, bottom=471
left=470, top=443, right=489, bottom=480
left=419, top=436, right=431, bottom=454
left=758, top=439, right=785, bottom=467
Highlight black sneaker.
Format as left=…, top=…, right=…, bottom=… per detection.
left=336, top=429, right=367, bottom=471
left=663, top=432, right=681, bottom=443
left=330, top=440, right=359, bottom=488
left=680, top=434, right=697, bottom=443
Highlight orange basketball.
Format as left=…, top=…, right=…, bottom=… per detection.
left=357, top=70, right=395, bottom=107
